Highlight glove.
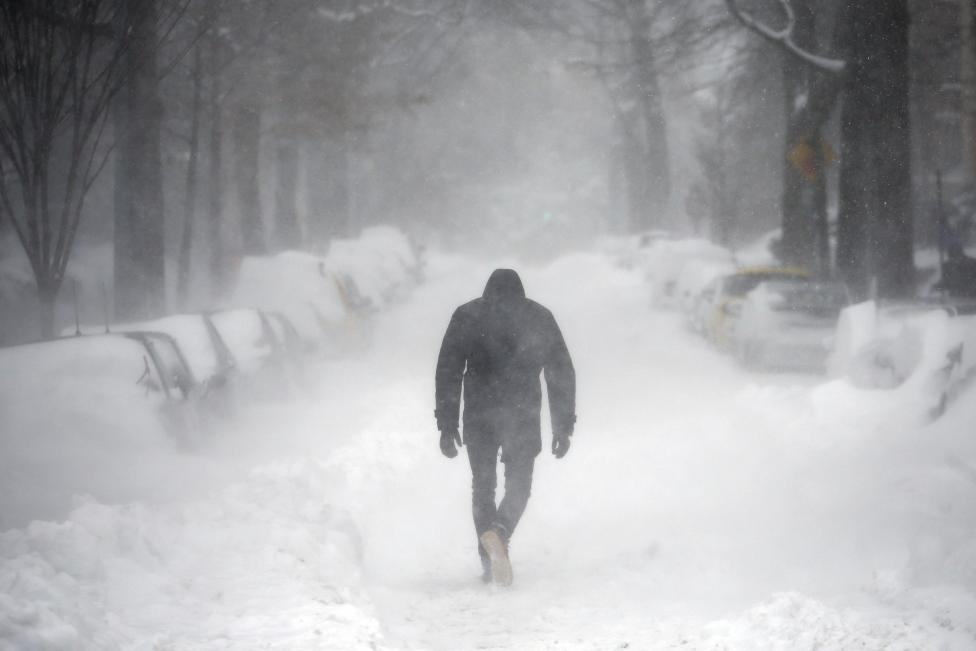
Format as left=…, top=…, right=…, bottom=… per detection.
left=552, top=431, right=571, bottom=459
left=439, top=429, right=462, bottom=458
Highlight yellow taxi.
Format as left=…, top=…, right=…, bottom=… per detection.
left=702, top=266, right=810, bottom=349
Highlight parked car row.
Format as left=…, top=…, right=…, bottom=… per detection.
left=17, top=307, right=324, bottom=442
left=613, top=234, right=852, bottom=373
left=1, top=227, right=425, bottom=445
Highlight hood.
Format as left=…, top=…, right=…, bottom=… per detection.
left=483, top=268, right=525, bottom=302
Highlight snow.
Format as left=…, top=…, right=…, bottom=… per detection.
left=227, top=227, right=418, bottom=350
left=0, top=464, right=380, bottom=649
left=635, top=237, right=733, bottom=307
left=2, top=249, right=976, bottom=649
left=325, top=226, right=419, bottom=308
left=230, top=251, right=348, bottom=344
left=830, top=300, right=976, bottom=417
left=735, top=229, right=781, bottom=268
left=209, top=308, right=276, bottom=376
left=0, top=336, right=171, bottom=529
left=63, top=314, right=225, bottom=384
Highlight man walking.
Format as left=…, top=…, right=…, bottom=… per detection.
left=435, top=269, right=576, bottom=586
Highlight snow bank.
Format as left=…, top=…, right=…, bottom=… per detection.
left=0, top=461, right=382, bottom=650
left=829, top=300, right=976, bottom=419
left=698, top=591, right=976, bottom=649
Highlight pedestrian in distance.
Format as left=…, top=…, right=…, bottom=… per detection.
left=435, top=268, right=576, bottom=586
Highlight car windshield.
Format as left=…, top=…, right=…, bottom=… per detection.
left=723, top=271, right=805, bottom=297
left=763, top=280, right=849, bottom=313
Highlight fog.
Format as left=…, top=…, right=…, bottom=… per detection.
left=2, top=1, right=976, bottom=649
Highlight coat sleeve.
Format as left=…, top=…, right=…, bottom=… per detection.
left=434, top=308, right=467, bottom=432
left=543, top=311, right=576, bottom=436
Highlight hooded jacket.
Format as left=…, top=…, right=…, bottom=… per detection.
left=435, top=269, right=576, bottom=459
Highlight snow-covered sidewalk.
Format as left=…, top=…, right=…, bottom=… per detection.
left=3, top=252, right=976, bottom=649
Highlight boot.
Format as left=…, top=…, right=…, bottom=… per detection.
left=479, top=545, right=492, bottom=583
left=479, top=527, right=513, bottom=587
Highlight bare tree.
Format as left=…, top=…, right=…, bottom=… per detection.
left=726, top=0, right=843, bottom=275
left=961, top=0, right=976, bottom=180
left=531, top=1, right=726, bottom=233
left=0, top=1, right=125, bottom=338
left=727, top=0, right=913, bottom=298
left=836, top=0, right=913, bottom=298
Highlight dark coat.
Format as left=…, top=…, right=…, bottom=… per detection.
left=435, top=269, right=576, bottom=460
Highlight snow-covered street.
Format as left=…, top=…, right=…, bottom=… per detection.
left=3, top=252, right=976, bottom=649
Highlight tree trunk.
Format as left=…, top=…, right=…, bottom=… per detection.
left=837, top=0, right=913, bottom=298
left=37, top=278, right=57, bottom=340
left=333, top=129, right=354, bottom=237
left=777, top=0, right=831, bottom=273
left=233, top=97, right=265, bottom=255
left=113, top=0, right=166, bottom=321
left=962, top=0, right=976, bottom=180
left=304, top=143, right=330, bottom=249
left=620, top=119, right=644, bottom=234
left=177, top=44, right=203, bottom=307
left=628, top=0, right=670, bottom=228
left=206, top=24, right=225, bottom=298
left=273, top=137, right=301, bottom=250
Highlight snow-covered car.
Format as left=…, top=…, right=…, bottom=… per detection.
left=677, top=260, right=736, bottom=332
left=266, top=311, right=304, bottom=358
left=0, top=333, right=197, bottom=438
left=231, top=251, right=348, bottom=346
left=207, top=308, right=306, bottom=397
left=126, top=331, right=199, bottom=400
left=638, top=238, right=733, bottom=309
left=208, top=308, right=284, bottom=376
left=117, top=314, right=235, bottom=393
left=830, top=298, right=976, bottom=418
left=702, top=267, right=810, bottom=349
left=731, top=279, right=850, bottom=371
left=0, top=332, right=203, bottom=526
left=63, top=313, right=239, bottom=417
left=62, top=314, right=236, bottom=391
left=610, top=229, right=674, bottom=270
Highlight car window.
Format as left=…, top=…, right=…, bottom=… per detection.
left=761, top=280, right=849, bottom=314
left=724, top=272, right=806, bottom=297
left=146, top=336, right=194, bottom=397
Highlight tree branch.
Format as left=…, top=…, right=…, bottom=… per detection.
left=725, top=0, right=845, bottom=74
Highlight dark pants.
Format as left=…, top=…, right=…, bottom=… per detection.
left=466, top=434, right=535, bottom=570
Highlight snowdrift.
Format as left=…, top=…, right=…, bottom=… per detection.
left=829, top=300, right=976, bottom=419
left=0, top=462, right=381, bottom=650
